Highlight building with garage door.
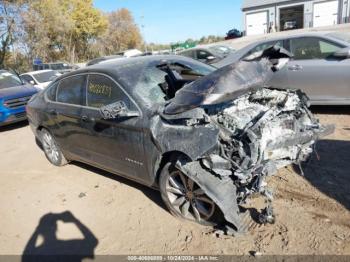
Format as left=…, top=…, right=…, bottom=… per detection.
left=242, top=0, right=350, bottom=36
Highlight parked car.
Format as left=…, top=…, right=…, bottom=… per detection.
left=0, top=70, right=38, bottom=126
left=284, top=21, right=297, bottom=31
left=225, top=29, right=243, bottom=40
left=178, top=45, right=235, bottom=67
left=27, top=50, right=332, bottom=234
left=20, top=70, right=62, bottom=90
left=211, top=32, right=350, bottom=105
left=33, top=62, right=76, bottom=74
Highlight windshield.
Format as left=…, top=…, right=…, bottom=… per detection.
left=328, top=33, right=350, bottom=44
left=0, top=70, right=23, bottom=89
left=33, top=71, right=61, bottom=83
left=208, top=46, right=234, bottom=58
left=114, top=58, right=215, bottom=107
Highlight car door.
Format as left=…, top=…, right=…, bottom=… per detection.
left=287, top=37, right=350, bottom=103
left=79, top=73, right=148, bottom=183
left=51, top=74, right=90, bottom=159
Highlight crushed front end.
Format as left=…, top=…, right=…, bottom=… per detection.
left=159, top=46, right=334, bottom=234
left=203, top=87, right=334, bottom=230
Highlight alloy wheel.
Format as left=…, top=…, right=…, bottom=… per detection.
left=165, top=170, right=215, bottom=222
left=42, top=131, right=60, bottom=164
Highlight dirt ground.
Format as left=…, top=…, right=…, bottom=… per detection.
left=0, top=106, right=349, bottom=257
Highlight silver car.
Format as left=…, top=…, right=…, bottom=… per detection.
left=217, top=32, right=350, bottom=105
left=178, top=45, right=235, bottom=68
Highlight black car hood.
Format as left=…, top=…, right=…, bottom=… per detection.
left=164, top=46, right=292, bottom=115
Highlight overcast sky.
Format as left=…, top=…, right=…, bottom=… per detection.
left=93, top=0, right=243, bottom=44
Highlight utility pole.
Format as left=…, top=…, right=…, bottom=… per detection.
left=140, top=16, right=148, bottom=53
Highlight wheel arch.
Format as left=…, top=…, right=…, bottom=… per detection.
left=153, top=150, right=192, bottom=186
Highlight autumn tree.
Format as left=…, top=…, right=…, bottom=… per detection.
left=22, top=0, right=107, bottom=63
left=97, top=8, right=143, bottom=56
left=1, top=1, right=142, bottom=70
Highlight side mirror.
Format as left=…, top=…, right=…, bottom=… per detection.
left=100, top=101, right=139, bottom=120
left=334, top=47, right=350, bottom=59
left=29, top=80, right=35, bottom=85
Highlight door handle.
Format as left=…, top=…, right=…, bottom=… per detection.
left=288, top=64, right=303, bottom=71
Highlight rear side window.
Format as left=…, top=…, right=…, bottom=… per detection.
left=57, top=75, right=86, bottom=105
left=87, top=74, right=135, bottom=109
left=290, top=37, right=343, bottom=60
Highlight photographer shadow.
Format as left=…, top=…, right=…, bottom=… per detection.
left=22, top=211, right=98, bottom=262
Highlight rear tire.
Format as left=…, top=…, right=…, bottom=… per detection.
left=40, top=129, right=68, bottom=167
left=159, top=162, right=223, bottom=226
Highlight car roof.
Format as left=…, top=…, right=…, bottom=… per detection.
left=253, top=31, right=346, bottom=44
left=54, top=55, right=197, bottom=80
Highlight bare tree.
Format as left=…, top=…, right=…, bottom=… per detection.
left=0, top=0, right=21, bottom=67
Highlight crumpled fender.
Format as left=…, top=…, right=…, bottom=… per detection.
left=149, top=114, right=219, bottom=160
left=176, top=160, right=243, bottom=233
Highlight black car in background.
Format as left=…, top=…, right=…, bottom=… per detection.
left=225, top=29, right=242, bottom=40
left=26, top=53, right=331, bottom=235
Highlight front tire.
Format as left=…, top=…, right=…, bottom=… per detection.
left=159, top=162, right=222, bottom=226
left=40, top=129, right=68, bottom=167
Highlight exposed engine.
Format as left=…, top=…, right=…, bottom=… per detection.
left=200, top=87, right=332, bottom=224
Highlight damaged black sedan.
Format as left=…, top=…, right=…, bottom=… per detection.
left=27, top=48, right=333, bottom=235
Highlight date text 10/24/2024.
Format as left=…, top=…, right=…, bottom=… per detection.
left=127, top=256, right=219, bottom=261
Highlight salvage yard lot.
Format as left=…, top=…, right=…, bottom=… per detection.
left=0, top=107, right=349, bottom=255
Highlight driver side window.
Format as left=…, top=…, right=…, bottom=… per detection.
left=87, top=74, right=136, bottom=110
